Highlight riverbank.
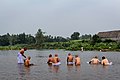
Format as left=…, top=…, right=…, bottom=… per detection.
left=0, top=40, right=120, bottom=52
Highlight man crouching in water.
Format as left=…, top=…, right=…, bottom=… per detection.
left=24, top=56, right=33, bottom=67
left=101, top=56, right=110, bottom=66
left=89, top=56, right=100, bottom=64
left=53, top=54, right=61, bottom=66
left=75, top=55, right=81, bottom=66
left=67, top=53, right=74, bottom=65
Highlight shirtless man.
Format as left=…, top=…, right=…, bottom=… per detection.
left=47, top=54, right=53, bottom=65
left=67, top=53, right=74, bottom=65
left=24, top=56, right=33, bottom=67
left=75, top=55, right=80, bottom=66
left=53, top=54, right=61, bottom=66
left=89, top=56, right=100, bottom=64
left=101, top=56, right=109, bottom=66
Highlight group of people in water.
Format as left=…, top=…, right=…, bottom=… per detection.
left=89, top=56, right=112, bottom=65
left=17, top=48, right=112, bottom=67
left=47, top=53, right=111, bottom=66
left=47, top=53, right=81, bottom=66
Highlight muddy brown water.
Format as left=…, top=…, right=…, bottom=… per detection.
left=0, top=50, right=120, bottom=80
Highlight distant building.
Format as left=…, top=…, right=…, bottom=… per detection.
left=97, top=30, right=120, bottom=41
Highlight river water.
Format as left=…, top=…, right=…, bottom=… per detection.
left=0, top=50, right=120, bottom=80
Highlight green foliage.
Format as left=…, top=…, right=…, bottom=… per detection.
left=117, top=42, right=120, bottom=49
left=0, top=34, right=10, bottom=46
left=44, top=35, right=67, bottom=42
left=80, top=34, right=91, bottom=40
left=71, top=32, right=80, bottom=40
left=35, top=29, right=45, bottom=45
left=0, top=29, right=119, bottom=51
left=90, top=34, right=101, bottom=45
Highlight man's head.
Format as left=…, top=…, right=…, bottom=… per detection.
left=55, top=54, right=58, bottom=57
left=28, top=56, right=31, bottom=60
left=23, top=48, right=27, bottom=51
left=68, top=53, right=71, bottom=56
left=49, top=54, right=52, bottom=57
left=75, top=55, right=78, bottom=58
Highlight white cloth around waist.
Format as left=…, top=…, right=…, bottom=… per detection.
left=52, top=62, right=61, bottom=66
left=67, top=62, right=74, bottom=64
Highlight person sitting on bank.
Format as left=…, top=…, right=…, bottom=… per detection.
left=101, top=56, right=110, bottom=66
left=53, top=54, right=61, bottom=66
left=67, top=53, right=74, bottom=65
left=75, top=55, right=81, bottom=66
left=47, top=54, right=53, bottom=65
left=17, top=48, right=27, bottom=64
left=89, top=56, right=100, bottom=64
left=24, top=56, right=33, bottom=67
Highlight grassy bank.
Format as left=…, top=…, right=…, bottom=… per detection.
left=0, top=40, right=120, bottom=51
left=0, top=44, right=35, bottom=50
left=42, top=40, right=120, bottom=51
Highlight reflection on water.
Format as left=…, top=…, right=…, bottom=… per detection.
left=75, top=65, right=81, bottom=71
left=47, top=64, right=60, bottom=73
left=67, top=64, right=74, bottom=72
left=52, top=66, right=60, bottom=73
left=17, top=64, right=31, bottom=80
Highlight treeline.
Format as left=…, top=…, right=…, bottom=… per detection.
left=0, top=29, right=120, bottom=51
left=0, top=33, right=35, bottom=46
left=0, top=29, right=91, bottom=46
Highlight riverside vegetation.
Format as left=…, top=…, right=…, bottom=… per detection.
left=0, top=29, right=120, bottom=51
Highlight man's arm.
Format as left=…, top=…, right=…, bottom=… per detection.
left=22, top=54, right=26, bottom=58
left=67, top=57, right=69, bottom=63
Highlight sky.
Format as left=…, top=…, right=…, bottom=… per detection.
left=0, top=0, right=120, bottom=37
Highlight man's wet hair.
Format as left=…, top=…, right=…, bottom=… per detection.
left=49, top=54, right=52, bottom=57
left=102, top=56, right=105, bottom=59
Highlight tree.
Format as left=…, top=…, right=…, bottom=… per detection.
left=91, top=34, right=101, bottom=45
left=44, top=35, right=54, bottom=42
left=0, top=34, right=10, bottom=46
left=35, top=29, right=45, bottom=45
left=18, top=33, right=26, bottom=44
left=26, top=34, right=36, bottom=44
left=71, top=32, right=80, bottom=40
left=80, top=34, right=92, bottom=40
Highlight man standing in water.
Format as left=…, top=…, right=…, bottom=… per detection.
left=17, top=48, right=27, bottom=64
left=53, top=54, right=61, bottom=66
left=47, top=54, right=53, bottom=65
left=75, top=55, right=81, bottom=66
left=67, top=53, right=74, bottom=65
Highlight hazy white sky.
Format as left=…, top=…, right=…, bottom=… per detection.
left=0, top=0, right=120, bottom=37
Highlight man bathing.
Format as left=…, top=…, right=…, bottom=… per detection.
left=52, top=54, right=61, bottom=66
left=24, top=56, right=33, bottom=67
left=67, top=53, right=74, bottom=65
left=47, top=54, right=53, bottom=65
left=101, top=56, right=111, bottom=66
left=89, top=56, right=100, bottom=64
left=75, top=55, right=81, bottom=66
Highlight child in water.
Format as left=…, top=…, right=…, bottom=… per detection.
left=24, top=56, right=33, bottom=67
